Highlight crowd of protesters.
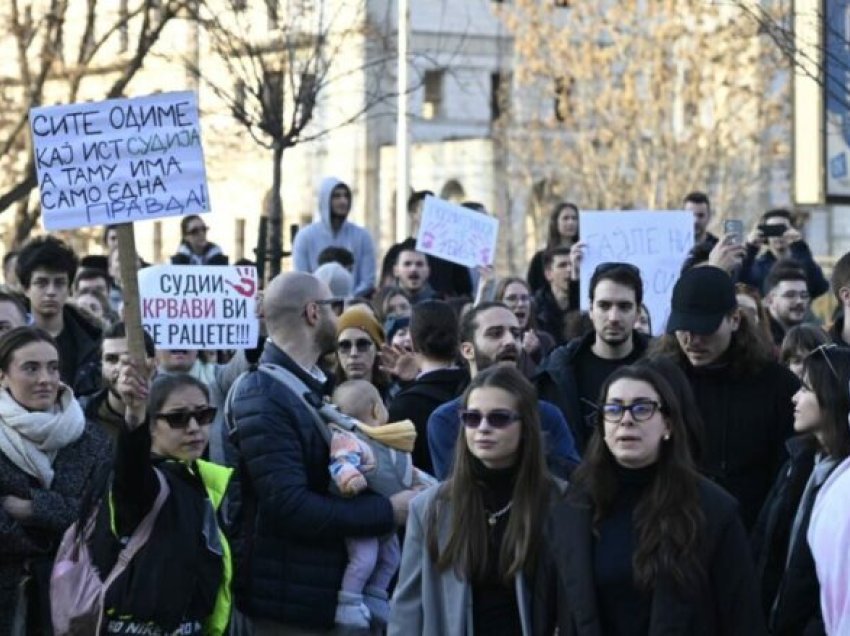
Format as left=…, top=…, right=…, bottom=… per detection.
left=2, top=181, right=850, bottom=636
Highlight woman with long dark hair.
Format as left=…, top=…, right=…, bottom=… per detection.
left=527, top=202, right=580, bottom=293
left=389, top=365, right=562, bottom=635
left=752, top=344, right=850, bottom=635
left=538, top=364, right=764, bottom=635
left=0, top=327, right=110, bottom=634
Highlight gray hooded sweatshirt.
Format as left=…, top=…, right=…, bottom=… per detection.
left=292, top=177, right=376, bottom=296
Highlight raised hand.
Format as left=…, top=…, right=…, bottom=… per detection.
left=116, top=357, right=151, bottom=429
left=379, top=344, right=419, bottom=382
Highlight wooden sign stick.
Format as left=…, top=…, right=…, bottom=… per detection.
left=116, top=223, right=147, bottom=366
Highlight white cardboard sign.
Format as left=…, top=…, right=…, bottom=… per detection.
left=416, top=196, right=499, bottom=268
left=578, top=211, right=693, bottom=335
left=139, top=265, right=258, bottom=350
left=30, top=91, right=210, bottom=230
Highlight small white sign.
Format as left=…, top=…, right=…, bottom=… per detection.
left=416, top=196, right=499, bottom=268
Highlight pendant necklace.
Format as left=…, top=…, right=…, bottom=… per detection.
left=487, top=501, right=513, bottom=526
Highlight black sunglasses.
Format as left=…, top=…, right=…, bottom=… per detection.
left=156, top=406, right=217, bottom=429
left=338, top=338, right=374, bottom=354
left=460, top=408, right=520, bottom=429
left=314, top=298, right=346, bottom=314
left=186, top=225, right=209, bottom=236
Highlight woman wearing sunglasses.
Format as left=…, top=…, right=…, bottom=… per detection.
left=74, top=370, right=233, bottom=635
left=752, top=344, right=850, bottom=636
left=0, top=327, right=111, bottom=634
left=170, top=214, right=229, bottom=266
left=335, top=306, right=391, bottom=399
left=389, top=365, right=563, bottom=635
left=537, top=364, right=765, bottom=635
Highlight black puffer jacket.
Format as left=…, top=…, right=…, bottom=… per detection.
left=225, top=341, right=395, bottom=629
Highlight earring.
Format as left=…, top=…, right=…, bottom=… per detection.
left=663, top=433, right=671, bottom=441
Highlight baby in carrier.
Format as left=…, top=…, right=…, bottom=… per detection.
left=328, top=379, right=436, bottom=630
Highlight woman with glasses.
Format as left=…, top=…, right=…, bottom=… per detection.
left=0, top=327, right=111, bottom=634
left=389, top=365, right=563, bottom=635
left=538, top=364, right=764, bottom=635
left=335, top=306, right=391, bottom=399
left=69, top=370, right=233, bottom=635
left=493, top=277, right=555, bottom=379
left=752, top=344, right=850, bottom=636
left=171, top=214, right=229, bottom=266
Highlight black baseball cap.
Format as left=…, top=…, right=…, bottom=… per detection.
left=666, top=267, right=737, bottom=335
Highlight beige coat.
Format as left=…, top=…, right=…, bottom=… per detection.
left=388, top=484, right=540, bottom=636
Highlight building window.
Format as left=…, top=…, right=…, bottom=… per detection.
left=554, top=76, right=573, bottom=122
left=422, top=69, right=444, bottom=120
left=491, top=72, right=511, bottom=121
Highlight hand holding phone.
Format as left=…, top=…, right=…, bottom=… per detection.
left=724, top=219, right=744, bottom=245
left=758, top=223, right=787, bottom=238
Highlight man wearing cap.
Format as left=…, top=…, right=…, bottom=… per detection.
left=651, top=266, right=799, bottom=529
left=427, top=302, right=580, bottom=479
left=536, top=262, right=649, bottom=452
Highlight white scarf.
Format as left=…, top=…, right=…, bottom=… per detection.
left=0, top=385, right=86, bottom=488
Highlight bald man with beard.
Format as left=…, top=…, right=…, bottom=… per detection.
left=226, top=272, right=417, bottom=634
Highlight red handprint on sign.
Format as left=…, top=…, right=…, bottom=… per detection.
left=225, top=267, right=256, bottom=297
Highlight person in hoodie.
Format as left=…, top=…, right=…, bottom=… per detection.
left=170, top=215, right=229, bottom=266
left=16, top=236, right=103, bottom=397
left=293, top=177, right=377, bottom=297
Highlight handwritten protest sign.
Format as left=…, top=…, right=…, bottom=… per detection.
left=29, top=91, right=209, bottom=231
left=416, top=196, right=499, bottom=268
left=578, top=211, right=693, bottom=335
left=139, top=265, right=258, bottom=350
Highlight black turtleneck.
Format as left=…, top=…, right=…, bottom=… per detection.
left=470, top=458, right=522, bottom=636
left=594, top=463, right=657, bottom=636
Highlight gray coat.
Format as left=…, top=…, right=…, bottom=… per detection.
left=389, top=482, right=563, bottom=636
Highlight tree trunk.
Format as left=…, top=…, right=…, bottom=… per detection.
left=268, top=142, right=285, bottom=278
